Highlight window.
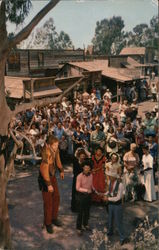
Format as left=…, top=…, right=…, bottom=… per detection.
left=38, top=52, right=44, bottom=67
left=8, top=52, right=20, bottom=71
left=64, top=71, right=68, bottom=77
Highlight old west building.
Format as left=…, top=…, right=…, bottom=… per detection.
left=119, top=46, right=159, bottom=76
left=120, top=47, right=155, bottom=64
left=57, top=58, right=146, bottom=101
left=5, top=49, right=85, bottom=103
left=5, top=46, right=156, bottom=104
left=6, top=49, right=85, bottom=77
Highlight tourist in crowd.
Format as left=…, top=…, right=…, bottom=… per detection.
left=91, top=147, right=107, bottom=203
left=59, top=135, right=68, bottom=164
left=140, top=145, right=156, bottom=202
left=90, top=123, right=106, bottom=152
left=73, top=126, right=84, bottom=152
left=123, top=143, right=140, bottom=201
left=102, top=168, right=129, bottom=246
left=147, top=135, right=158, bottom=184
left=105, top=153, right=122, bottom=183
left=151, top=82, right=157, bottom=102
left=76, top=159, right=93, bottom=235
left=71, top=148, right=88, bottom=212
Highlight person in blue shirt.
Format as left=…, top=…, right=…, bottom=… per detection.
left=54, top=122, right=65, bottom=140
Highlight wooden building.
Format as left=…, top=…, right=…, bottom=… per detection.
left=57, top=59, right=146, bottom=101
left=119, top=46, right=156, bottom=64
left=108, top=55, right=142, bottom=69
left=6, top=49, right=85, bottom=77
left=5, top=76, right=62, bottom=102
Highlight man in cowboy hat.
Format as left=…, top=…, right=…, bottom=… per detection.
left=102, top=168, right=128, bottom=246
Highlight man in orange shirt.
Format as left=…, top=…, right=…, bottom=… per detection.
left=40, top=135, right=64, bottom=234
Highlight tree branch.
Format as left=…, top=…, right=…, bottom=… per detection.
left=9, top=0, right=60, bottom=48
left=12, top=77, right=84, bottom=117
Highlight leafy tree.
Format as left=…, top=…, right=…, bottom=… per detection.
left=50, top=30, right=74, bottom=49
left=21, top=18, right=74, bottom=49
left=119, top=16, right=159, bottom=50
left=133, top=23, right=148, bottom=35
left=28, top=17, right=59, bottom=49
left=92, top=16, right=125, bottom=55
left=0, top=0, right=61, bottom=248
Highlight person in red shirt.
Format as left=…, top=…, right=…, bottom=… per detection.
left=91, top=147, right=106, bottom=203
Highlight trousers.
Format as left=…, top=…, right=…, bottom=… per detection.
left=108, top=203, right=125, bottom=242
left=76, top=192, right=91, bottom=230
left=42, top=176, right=60, bottom=226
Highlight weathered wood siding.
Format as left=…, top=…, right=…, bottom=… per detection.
left=6, top=49, right=84, bottom=77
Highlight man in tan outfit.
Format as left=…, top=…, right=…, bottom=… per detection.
left=40, top=135, right=64, bottom=234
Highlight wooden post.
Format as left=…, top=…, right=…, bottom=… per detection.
left=117, top=82, right=119, bottom=103
left=23, top=81, right=26, bottom=100
left=30, top=79, right=34, bottom=101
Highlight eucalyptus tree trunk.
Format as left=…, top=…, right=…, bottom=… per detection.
left=0, top=2, right=12, bottom=247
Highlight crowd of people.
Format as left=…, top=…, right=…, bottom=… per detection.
left=11, top=87, right=158, bottom=244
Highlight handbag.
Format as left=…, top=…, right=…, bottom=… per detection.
left=38, top=171, right=48, bottom=192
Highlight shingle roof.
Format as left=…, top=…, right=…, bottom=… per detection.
left=120, top=47, right=146, bottom=55
left=5, top=76, right=27, bottom=99
left=68, top=60, right=108, bottom=72
left=5, top=76, right=62, bottom=99
left=102, top=67, right=142, bottom=82
left=68, top=60, right=144, bottom=82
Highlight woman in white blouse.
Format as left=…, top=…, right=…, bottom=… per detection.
left=141, top=145, right=156, bottom=202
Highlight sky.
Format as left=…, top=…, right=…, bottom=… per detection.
left=7, top=0, right=158, bottom=48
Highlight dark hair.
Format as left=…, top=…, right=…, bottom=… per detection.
left=76, top=148, right=87, bottom=158
left=95, top=146, right=104, bottom=153
left=108, top=139, right=116, bottom=149
left=111, top=153, right=119, bottom=161
left=142, top=145, right=149, bottom=151
left=81, top=159, right=93, bottom=169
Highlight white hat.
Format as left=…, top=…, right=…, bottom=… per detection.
left=106, top=168, right=119, bottom=178
left=96, top=123, right=101, bottom=127
left=41, top=119, right=47, bottom=124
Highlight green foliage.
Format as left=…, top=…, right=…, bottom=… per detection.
left=125, top=16, right=159, bottom=49
left=92, top=16, right=124, bottom=55
left=24, top=17, right=74, bottom=49
left=133, top=24, right=148, bottom=35
left=92, top=15, right=159, bottom=55
left=50, top=30, right=73, bottom=50
left=5, top=0, right=32, bottom=25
